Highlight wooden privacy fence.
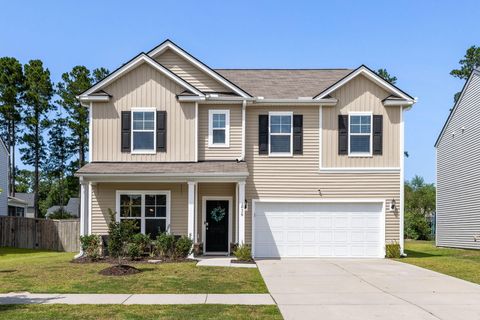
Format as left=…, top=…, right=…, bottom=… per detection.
left=0, top=216, right=80, bottom=252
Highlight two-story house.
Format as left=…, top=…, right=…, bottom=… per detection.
left=76, top=40, right=415, bottom=258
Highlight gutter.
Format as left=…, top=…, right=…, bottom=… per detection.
left=237, top=100, right=247, bottom=162
left=177, top=95, right=338, bottom=106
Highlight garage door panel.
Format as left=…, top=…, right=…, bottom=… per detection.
left=254, top=201, right=384, bottom=258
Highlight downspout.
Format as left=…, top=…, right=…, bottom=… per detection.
left=237, top=100, right=246, bottom=161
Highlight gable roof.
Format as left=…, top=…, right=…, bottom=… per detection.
left=0, top=137, right=8, bottom=155
left=147, top=39, right=251, bottom=98
left=435, top=69, right=480, bottom=147
left=14, top=192, right=34, bottom=207
left=314, top=65, right=415, bottom=102
left=47, top=198, right=80, bottom=217
left=215, top=69, right=352, bottom=99
left=79, top=53, right=204, bottom=100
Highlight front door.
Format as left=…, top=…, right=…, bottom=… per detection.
left=205, top=200, right=229, bottom=253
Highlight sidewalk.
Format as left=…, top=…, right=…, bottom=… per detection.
left=0, top=293, right=275, bottom=305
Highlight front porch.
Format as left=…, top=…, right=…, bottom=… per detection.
left=76, top=161, right=248, bottom=255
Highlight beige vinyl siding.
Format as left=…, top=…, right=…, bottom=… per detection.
left=244, top=105, right=400, bottom=244
left=91, top=63, right=196, bottom=162
left=196, top=183, right=237, bottom=244
left=154, top=49, right=230, bottom=93
left=436, top=71, right=480, bottom=250
left=323, top=75, right=401, bottom=168
left=91, top=183, right=188, bottom=235
left=198, top=105, right=242, bottom=161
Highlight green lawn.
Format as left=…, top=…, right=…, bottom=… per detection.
left=0, top=305, right=282, bottom=320
left=398, top=240, right=480, bottom=285
left=0, top=248, right=267, bottom=294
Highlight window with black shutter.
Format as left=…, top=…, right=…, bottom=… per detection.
left=121, top=111, right=131, bottom=152
left=258, top=115, right=268, bottom=154
left=293, top=115, right=303, bottom=155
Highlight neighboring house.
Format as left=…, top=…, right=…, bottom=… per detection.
left=46, top=197, right=80, bottom=218
left=0, top=138, right=8, bottom=216
left=76, top=39, right=415, bottom=258
left=435, top=68, right=480, bottom=250
left=12, top=193, right=35, bottom=218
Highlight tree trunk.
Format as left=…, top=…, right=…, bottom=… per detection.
left=79, top=140, right=85, bottom=168
left=11, top=118, right=16, bottom=197
left=7, top=119, right=12, bottom=196
left=34, top=111, right=39, bottom=219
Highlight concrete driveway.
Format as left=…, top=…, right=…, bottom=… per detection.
left=257, top=259, right=480, bottom=320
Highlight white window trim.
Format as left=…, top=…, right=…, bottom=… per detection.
left=131, top=107, right=157, bottom=155
left=268, top=111, right=293, bottom=157
left=115, top=190, right=171, bottom=235
left=348, top=111, right=373, bottom=157
left=208, top=109, right=230, bottom=148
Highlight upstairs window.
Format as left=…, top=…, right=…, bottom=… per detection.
left=132, top=109, right=156, bottom=153
left=269, top=112, right=292, bottom=156
left=349, top=113, right=372, bottom=156
left=208, top=110, right=230, bottom=147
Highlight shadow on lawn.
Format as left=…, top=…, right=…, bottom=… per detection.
left=404, top=250, right=440, bottom=258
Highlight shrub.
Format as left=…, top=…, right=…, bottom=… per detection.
left=153, top=232, right=176, bottom=258
left=174, top=236, right=193, bottom=259
left=48, top=208, right=73, bottom=220
left=233, top=244, right=252, bottom=261
left=79, top=234, right=101, bottom=260
left=126, top=242, right=142, bottom=260
left=107, top=209, right=139, bottom=262
left=132, top=233, right=152, bottom=255
left=385, top=242, right=401, bottom=258
left=405, top=211, right=432, bottom=240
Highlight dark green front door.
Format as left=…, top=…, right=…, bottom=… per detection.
left=205, top=200, right=229, bottom=252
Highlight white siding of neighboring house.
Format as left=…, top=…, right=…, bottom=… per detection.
left=436, top=70, right=480, bottom=249
left=0, top=140, right=8, bottom=216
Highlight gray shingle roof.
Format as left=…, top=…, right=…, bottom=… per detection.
left=47, top=198, right=80, bottom=217
left=14, top=193, right=34, bottom=207
left=76, top=161, right=248, bottom=176
left=215, top=69, right=353, bottom=99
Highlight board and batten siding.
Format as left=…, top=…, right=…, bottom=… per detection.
left=91, top=183, right=188, bottom=235
left=91, top=63, right=196, bottom=162
left=436, top=71, right=480, bottom=249
left=244, top=104, right=401, bottom=244
left=154, top=49, right=230, bottom=93
left=198, top=104, right=242, bottom=161
left=0, top=142, right=8, bottom=216
left=323, top=74, right=401, bottom=168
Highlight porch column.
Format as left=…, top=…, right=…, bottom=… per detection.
left=187, top=181, right=196, bottom=240
left=79, top=179, right=89, bottom=237
left=238, top=181, right=246, bottom=245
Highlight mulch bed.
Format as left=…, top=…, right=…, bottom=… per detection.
left=71, top=256, right=196, bottom=265
left=231, top=259, right=256, bottom=264
left=98, top=264, right=141, bottom=276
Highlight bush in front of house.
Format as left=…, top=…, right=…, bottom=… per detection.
left=153, top=232, right=176, bottom=258
left=385, top=242, right=401, bottom=258
left=79, top=234, right=101, bottom=260
left=405, top=211, right=432, bottom=240
left=174, top=235, right=193, bottom=259
left=132, top=233, right=152, bottom=255
left=107, top=209, right=139, bottom=263
left=126, top=242, right=142, bottom=260
left=233, top=244, right=252, bottom=262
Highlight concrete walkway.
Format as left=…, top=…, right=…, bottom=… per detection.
left=0, top=293, right=275, bottom=305
left=257, top=258, right=480, bottom=320
left=196, top=257, right=257, bottom=268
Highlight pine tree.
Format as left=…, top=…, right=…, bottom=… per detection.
left=0, top=57, right=24, bottom=197
left=450, top=46, right=480, bottom=102
left=56, top=66, right=109, bottom=169
left=20, top=60, right=53, bottom=218
left=377, top=68, right=397, bottom=85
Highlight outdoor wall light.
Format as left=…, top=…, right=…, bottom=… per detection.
left=244, top=199, right=248, bottom=210
left=390, top=199, right=397, bottom=211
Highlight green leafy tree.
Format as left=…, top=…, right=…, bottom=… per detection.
left=377, top=68, right=397, bottom=85
left=450, top=46, right=480, bottom=102
left=404, top=175, right=436, bottom=240
left=56, top=66, right=109, bottom=169
left=20, top=60, right=54, bottom=218
left=0, top=57, right=24, bottom=197
left=15, top=168, right=34, bottom=193
left=44, top=110, right=74, bottom=211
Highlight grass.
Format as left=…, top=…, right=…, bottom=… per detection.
left=397, top=240, right=480, bottom=285
left=0, top=247, right=267, bottom=294
left=0, top=305, right=282, bottom=320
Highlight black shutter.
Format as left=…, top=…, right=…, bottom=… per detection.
left=157, top=111, right=166, bottom=152
left=121, top=111, right=131, bottom=152
left=338, top=115, right=348, bottom=155
left=293, top=115, right=303, bottom=155
left=372, top=115, right=383, bottom=155
left=258, top=115, right=268, bottom=155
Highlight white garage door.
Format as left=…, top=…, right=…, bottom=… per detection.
left=253, top=201, right=384, bottom=258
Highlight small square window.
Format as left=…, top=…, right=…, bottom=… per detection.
left=349, top=114, right=372, bottom=155
left=269, top=113, right=292, bottom=155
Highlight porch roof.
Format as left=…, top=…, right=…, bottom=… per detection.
left=76, top=161, right=249, bottom=181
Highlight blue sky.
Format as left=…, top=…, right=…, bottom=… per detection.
left=1, top=0, right=479, bottom=183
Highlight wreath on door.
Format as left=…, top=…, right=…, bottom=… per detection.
left=210, top=206, right=226, bottom=222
